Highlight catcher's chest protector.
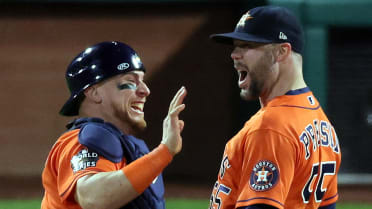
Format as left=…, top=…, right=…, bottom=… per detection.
left=68, top=117, right=166, bottom=209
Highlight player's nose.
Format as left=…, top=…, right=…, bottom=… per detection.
left=136, top=82, right=150, bottom=97
left=231, top=47, right=243, bottom=60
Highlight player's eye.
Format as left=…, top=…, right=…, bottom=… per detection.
left=117, top=83, right=137, bottom=90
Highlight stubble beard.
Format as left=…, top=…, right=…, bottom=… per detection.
left=114, top=107, right=147, bottom=134
left=240, top=77, right=260, bottom=101
left=240, top=51, right=273, bottom=101
left=239, top=67, right=264, bottom=101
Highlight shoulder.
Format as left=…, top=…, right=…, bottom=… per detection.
left=50, top=129, right=81, bottom=156
left=78, top=122, right=124, bottom=163
left=58, top=129, right=80, bottom=144
left=242, top=108, right=287, bottom=134
left=45, top=129, right=84, bottom=170
left=230, top=109, right=296, bottom=147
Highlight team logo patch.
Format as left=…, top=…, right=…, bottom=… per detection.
left=71, top=149, right=99, bottom=173
left=250, top=160, right=279, bottom=192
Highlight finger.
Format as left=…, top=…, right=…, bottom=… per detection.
left=169, top=104, right=186, bottom=118
left=168, top=87, right=182, bottom=113
left=175, top=87, right=187, bottom=106
left=170, top=87, right=187, bottom=114
left=169, top=86, right=186, bottom=113
left=171, top=87, right=185, bottom=108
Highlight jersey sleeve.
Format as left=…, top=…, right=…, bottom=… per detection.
left=56, top=138, right=125, bottom=203
left=236, top=129, right=297, bottom=209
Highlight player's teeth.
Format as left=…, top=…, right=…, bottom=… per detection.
left=239, top=71, right=247, bottom=81
left=132, top=103, right=144, bottom=111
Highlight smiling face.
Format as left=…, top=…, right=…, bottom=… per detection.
left=231, top=40, right=278, bottom=101
left=96, top=71, right=150, bottom=134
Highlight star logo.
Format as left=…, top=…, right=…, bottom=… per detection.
left=237, top=11, right=254, bottom=27
left=256, top=167, right=273, bottom=182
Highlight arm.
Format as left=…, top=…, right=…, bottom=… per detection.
left=74, top=170, right=137, bottom=209
left=74, top=87, right=187, bottom=209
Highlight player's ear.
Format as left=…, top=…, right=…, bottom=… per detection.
left=276, top=42, right=291, bottom=62
left=84, top=85, right=102, bottom=103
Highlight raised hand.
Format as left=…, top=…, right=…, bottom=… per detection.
left=161, top=86, right=187, bottom=155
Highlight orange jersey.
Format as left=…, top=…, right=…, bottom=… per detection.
left=41, top=129, right=126, bottom=209
left=209, top=88, right=341, bottom=209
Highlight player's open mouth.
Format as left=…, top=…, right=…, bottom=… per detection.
left=239, top=71, right=248, bottom=82
left=237, top=69, right=250, bottom=88
left=131, top=102, right=144, bottom=114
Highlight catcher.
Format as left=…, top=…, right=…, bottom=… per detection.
left=41, top=41, right=186, bottom=209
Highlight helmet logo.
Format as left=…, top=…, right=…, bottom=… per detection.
left=117, top=63, right=130, bottom=71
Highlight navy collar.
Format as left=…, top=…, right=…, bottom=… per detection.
left=66, top=117, right=124, bottom=136
left=66, top=117, right=104, bottom=129
left=285, top=87, right=310, bottom=95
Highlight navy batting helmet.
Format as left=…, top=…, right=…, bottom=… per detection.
left=59, top=41, right=146, bottom=116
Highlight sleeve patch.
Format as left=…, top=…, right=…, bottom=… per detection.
left=71, top=149, right=99, bottom=173
left=250, top=160, right=279, bottom=192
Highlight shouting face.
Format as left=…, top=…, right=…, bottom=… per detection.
left=231, top=40, right=278, bottom=101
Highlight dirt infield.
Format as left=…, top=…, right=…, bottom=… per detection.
left=1, top=176, right=371, bottom=203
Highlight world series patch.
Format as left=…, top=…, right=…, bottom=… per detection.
left=71, top=149, right=99, bottom=173
left=250, top=160, right=279, bottom=192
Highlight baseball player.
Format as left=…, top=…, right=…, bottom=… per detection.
left=41, top=41, right=186, bottom=209
left=208, top=6, right=341, bottom=209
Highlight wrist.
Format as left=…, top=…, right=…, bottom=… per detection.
left=160, top=142, right=176, bottom=156
left=122, top=144, right=173, bottom=194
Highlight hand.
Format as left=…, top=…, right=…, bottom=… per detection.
left=161, top=86, right=187, bottom=156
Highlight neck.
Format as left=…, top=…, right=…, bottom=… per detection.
left=79, top=105, right=135, bottom=135
left=102, top=116, right=136, bottom=135
left=259, top=54, right=306, bottom=107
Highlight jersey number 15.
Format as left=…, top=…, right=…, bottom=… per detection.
left=302, top=161, right=336, bottom=203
